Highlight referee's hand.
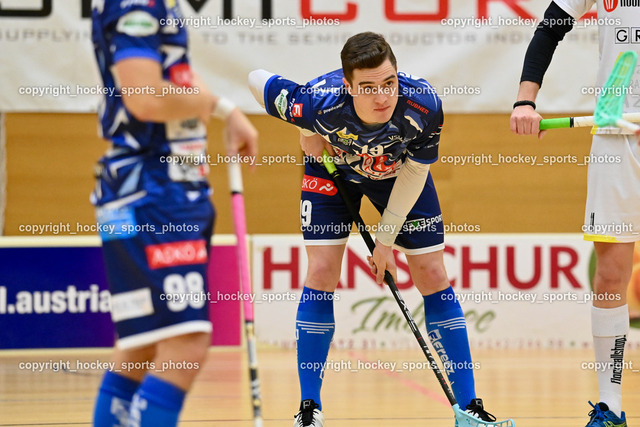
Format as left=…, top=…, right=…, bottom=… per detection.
left=510, top=105, right=547, bottom=139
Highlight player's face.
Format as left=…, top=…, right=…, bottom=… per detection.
left=344, top=59, right=399, bottom=125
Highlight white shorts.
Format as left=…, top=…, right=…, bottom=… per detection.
left=584, top=134, right=640, bottom=243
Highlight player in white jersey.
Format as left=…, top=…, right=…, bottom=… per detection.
left=511, top=1, right=639, bottom=426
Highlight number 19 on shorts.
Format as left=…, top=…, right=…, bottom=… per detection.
left=301, top=200, right=312, bottom=226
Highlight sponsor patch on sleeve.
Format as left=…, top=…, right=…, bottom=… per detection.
left=116, top=10, right=159, bottom=37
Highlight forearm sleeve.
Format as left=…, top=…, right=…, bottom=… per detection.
left=520, top=1, right=574, bottom=86
left=376, top=158, right=431, bottom=246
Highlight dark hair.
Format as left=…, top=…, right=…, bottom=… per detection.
left=341, top=32, right=397, bottom=83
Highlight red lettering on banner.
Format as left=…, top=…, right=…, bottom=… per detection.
left=550, top=246, right=581, bottom=288
left=345, top=248, right=411, bottom=289
left=263, top=247, right=300, bottom=289
left=506, top=246, right=541, bottom=289
left=384, top=0, right=448, bottom=21
left=461, top=246, right=498, bottom=289
left=393, top=251, right=413, bottom=289
left=301, top=0, right=357, bottom=21
left=477, top=0, right=534, bottom=19
left=145, top=240, right=207, bottom=270
left=345, top=248, right=368, bottom=289
left=302, top=175, right=338, bottom=196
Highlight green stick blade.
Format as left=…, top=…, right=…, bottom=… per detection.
left=594, top=51, right=638, bottom=128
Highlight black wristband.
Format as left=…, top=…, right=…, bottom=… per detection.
left=513, top=100, right=536, bottom=110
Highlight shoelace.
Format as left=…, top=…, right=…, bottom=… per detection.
left=294, top=401, right=320, bottom=426
left=467, top=405, right=497, bottom=422
left=587, top=401, right=604, bottom=422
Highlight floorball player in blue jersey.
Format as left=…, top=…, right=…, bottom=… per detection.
left=90, top=1, right=257, bottom=426
left=249, top=32, right=504, bottom=427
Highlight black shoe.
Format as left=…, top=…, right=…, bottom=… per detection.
left=293, top=399, right=325, bottom=427
left=465, top=398, right=497, bottom=422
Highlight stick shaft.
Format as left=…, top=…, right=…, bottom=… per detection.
left=540, top=112, right=640, bottom=129
left=227, top=162, right=262, bottom=424
left=320, top=152, right=457, bottom=406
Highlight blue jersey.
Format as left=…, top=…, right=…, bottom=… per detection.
left=263, top=69, right=443, bottom=183
left=91, top=0, right=209, bottom=207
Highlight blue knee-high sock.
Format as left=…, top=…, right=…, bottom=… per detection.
left=424, top=287, right=476, bottom=408
left=128, top=375, right=186, bottom=427
left=296, top=287, right=335, bottom=410
left=93, top=370, right=140, bottom=427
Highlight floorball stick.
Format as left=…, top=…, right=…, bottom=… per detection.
left=540, top=51, right=639, bottom=132
left=320, top=151, right=514, bottom=427
left=228, top=162, right=263, bottom=427
left=539, top=112, right=640, bottom=130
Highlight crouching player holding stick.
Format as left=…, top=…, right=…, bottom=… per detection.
left=90, top=1, right=257, bottom=425
left=249, top=32, right=508, bottom=426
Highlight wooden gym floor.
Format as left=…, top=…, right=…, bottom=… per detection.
left=0, top=347, right=638, bottom=426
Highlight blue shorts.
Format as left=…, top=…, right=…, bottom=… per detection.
left=300, top=159, right=444, bottom=254
left=97, top=197, right=215, bottom=349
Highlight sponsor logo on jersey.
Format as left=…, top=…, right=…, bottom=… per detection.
left=615, top=27, right=640, bottom=44
left=121, top=0, right=156, bottom=8
left=403, top=218, right=427, bottom=232
left=274, top=89, right=289, bottom=121
left=319, top=102, right=345, bottom=115
left=336, top=129, right=358, bottom=146
left=116, top=10, right=159, bottom=37
left=145, top=240, right=207, bottom=269
left=292, top=103, right=303, bottom=117
left=301, top=175, right=337, bottom=196
left=605, top=0, right=640, bottom=12
left=111, top=288, right=154, bottom=322
left=604, top=0, right=619, bottom=12
left=402, top=214, right=443, bottom=233
left=406, top=99, right=430, bottom=115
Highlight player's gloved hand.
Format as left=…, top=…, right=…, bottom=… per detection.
left=510, top=105, right=547, bottom=139
left=300, top=132, right=335, bottom=160
left=368, top=240, right=398, bottom=285
left=224, top=109, right=259, bottom=170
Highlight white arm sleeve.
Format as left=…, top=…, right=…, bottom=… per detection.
left=554, top=0, right=595, bottom=19
left=247, top=69, right=275, bottom=109
left=249, top=69, right=314, bottom=136
left=376, top=158, right=431, bottom=246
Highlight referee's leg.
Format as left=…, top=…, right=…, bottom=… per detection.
left=590, top=241, right=633, bottom=418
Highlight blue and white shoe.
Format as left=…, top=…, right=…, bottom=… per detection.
left=585, top=401, right=627, bottom=427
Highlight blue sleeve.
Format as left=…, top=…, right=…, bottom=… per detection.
left=406, top=107, right=444, bottom=164
left=107, top=3, right=166, bottom=64
left=263, top=75, right=319, bottom=134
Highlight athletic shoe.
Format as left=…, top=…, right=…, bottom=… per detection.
left=454, top=398, right=498, bottom=426
left=293, top=399, right=325, bottom=427
left=585, top=401, right=627, bottom=427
